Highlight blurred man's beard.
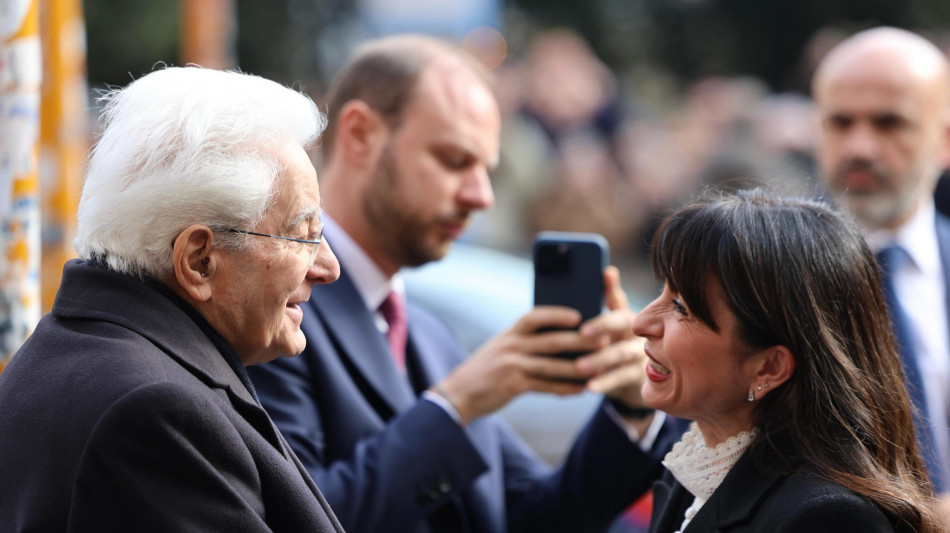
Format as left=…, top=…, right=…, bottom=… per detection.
left=837, top=191, right=904, bottom=228
left=362, top=144, right=458, bottom=269
left=831, top=160, right=921, bottom=229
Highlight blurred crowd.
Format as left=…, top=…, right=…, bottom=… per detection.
left=455, top=26, right=949, bottom=294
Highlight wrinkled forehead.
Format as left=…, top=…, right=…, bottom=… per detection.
left=269, top=140, right=322, bottom=230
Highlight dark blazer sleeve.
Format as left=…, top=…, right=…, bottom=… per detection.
left=68, top=383, right=284, bottom=532
left=251, top=276, right=678, bottom=532
left=504, top=399, right=672, bottom=533
left=250, top=350, right=493, bottom=532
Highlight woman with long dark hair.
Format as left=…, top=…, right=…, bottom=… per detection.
left=637, top=189, right=940, bottom=532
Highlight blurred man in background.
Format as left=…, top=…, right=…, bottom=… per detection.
left=248, top=34, right=679, bottom=533
left=813, top=26, right=950, bottom=506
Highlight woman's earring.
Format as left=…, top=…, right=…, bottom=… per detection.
left=748, top=390, right=755, bottom=402
left=756, top=385, right=762, bottom=391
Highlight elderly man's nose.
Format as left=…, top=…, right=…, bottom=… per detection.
left=309, top=242, right=340, bottom=284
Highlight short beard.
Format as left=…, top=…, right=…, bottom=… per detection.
left=830, top=160, right=917, bottom=229
left=361, top=143, right=452, bottom=269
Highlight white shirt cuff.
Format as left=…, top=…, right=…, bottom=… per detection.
left=605, top=402, right=667, bottom=452
left=422, top=390, right=462, bottom=424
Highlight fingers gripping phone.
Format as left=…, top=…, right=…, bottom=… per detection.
left=533, top=232, right=609, bottom=359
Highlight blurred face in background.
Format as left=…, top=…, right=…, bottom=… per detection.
left=361, top=58, right=500, bottom=269
left=814, top=42, right=950, bottom=230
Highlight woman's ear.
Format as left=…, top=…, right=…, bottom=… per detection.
left=172, top=225, right=216, bottom=302
left=751, top=345, right=796, bottom=400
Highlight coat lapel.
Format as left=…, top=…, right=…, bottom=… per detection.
left=649, top=475, right=694, bottom=533
left=308, top=266, right=417, bottom=416
left=649, top=451, right=787, bottom=532
left=692, top=451, right=786, bottom=530
left=404, top=305, right=458, bottom=389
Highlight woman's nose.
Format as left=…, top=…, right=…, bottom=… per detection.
left=632, top=297, right=662, bottom=339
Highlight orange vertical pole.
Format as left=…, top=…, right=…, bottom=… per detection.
left=181, top=0, right=236, bottom=69
left=0, top=0, right=41, bottom=370
left=39, top=0, right=87, bottom=314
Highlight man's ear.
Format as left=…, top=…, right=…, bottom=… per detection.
left=172, top=224, right=217, bottom=302
left=336, top=100, right=387, bottom=170
left=939, top=109, right=950, bottom=168
left=751, top=345, right=796, bottom=399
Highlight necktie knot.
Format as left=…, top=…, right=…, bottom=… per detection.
left=876, top=244, right=909, bottom=279
left=379, top=290, right=408, bottom=369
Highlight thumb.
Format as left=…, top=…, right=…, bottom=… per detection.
left=604, top=265, right=629, bottom=311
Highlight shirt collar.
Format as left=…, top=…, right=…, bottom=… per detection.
left=864, top=200, right=941, bottom=276
left=323, top=215, right=404, bottom=311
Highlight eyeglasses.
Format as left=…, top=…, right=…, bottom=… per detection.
left=225, top=224, right=324, bottom=265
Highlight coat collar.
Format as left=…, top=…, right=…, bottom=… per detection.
left=701, top=450, right=787, bottom=528
left=53, top=261, right=256, bottom=402
left=651, top=450, right=788, bottom=531
left=51, top=260, right=291, bottom=455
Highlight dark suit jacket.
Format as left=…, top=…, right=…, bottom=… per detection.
left=0, top=260, right=343, bottom=533
left=649, top=451, right=906, bottom=533
left=248, top=264, right=677, bottom=533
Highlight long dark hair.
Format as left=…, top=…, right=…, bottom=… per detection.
left=650, top=189, right=939, bottom=532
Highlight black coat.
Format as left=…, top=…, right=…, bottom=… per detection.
left=0, top=260, right=344, bottom=533
left=649, top=450, right=909, bottom=533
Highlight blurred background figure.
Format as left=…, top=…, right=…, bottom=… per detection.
left=812, top=26, right=950, bottom=515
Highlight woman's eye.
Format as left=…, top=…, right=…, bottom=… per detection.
left=671, top=298, right=689, bottom=316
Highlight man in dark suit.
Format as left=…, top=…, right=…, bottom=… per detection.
left=0, top=67, right=344, bottom=532
left=812, top=27, right=950, bottom=509
left=248, top=35, right=678, bottom=532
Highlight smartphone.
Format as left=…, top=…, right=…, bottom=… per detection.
left=533, top=231, right=609, bottom=358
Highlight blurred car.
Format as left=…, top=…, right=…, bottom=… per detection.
left=402, top=242, right=610, bottom=465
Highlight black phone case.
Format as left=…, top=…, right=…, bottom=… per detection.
left=533, top=232, right=609, bottom=358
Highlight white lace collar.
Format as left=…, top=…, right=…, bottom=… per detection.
left=662, top=422, right=756, bottom=532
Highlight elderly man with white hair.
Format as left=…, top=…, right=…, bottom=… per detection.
left=0, top=67, right=344, bottom=532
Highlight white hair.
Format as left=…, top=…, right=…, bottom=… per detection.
left=75, top=66, right=325, bottom=279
